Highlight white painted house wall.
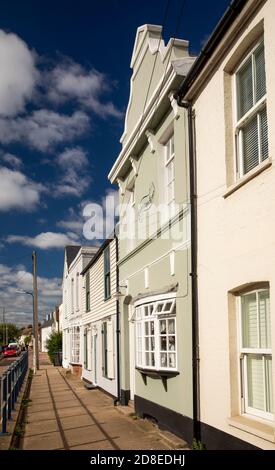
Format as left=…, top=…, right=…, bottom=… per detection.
left=81, top=238, right=118, bottom=398
left=61, top=246, right=98, bottom=371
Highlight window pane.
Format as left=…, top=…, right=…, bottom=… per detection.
left=160, top=353, right=167, bottom=368
left=151, top=353, right=155, bottom=367
left=168, top=319, right=175, bottom=334
left=145, top=352, right=150, bottom=366
left=168, top=336, right=176, bottom=351
left=242, top=114, right=259, bottom=174
left=168, top=353, right=176, bottom=368
left=145, top=322, right=149, bottom=335
left=265, top=356, right=273, bottom=413
left=255, top=44, right=266, bottom=103
left=242, top=293, right=258, bottom=348
left=150, top=321, right=154, bottom=335
left=247, top=355, right=265, bottom=411
left=237, top=56, right=253, bottom=119
left=260, top=106, right=269, bottom=161
left=161, top=337, right=167, bottom=351
left=259, top=290, right=271, bottom=348
left=145, top=337, right=149, bottom=351
left=160, top=320, right=166, bottom=334
left=167, top=161, right=174, bottom=182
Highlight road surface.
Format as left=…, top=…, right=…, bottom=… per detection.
left=0, top=355, right=21, bottom=375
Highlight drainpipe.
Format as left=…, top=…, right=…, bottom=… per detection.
left=114, top=233, right=121, bottom=406
left=176, top=97, right=201, bottom=443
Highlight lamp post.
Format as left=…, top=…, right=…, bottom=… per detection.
left=16, top=289, right=39, bottom=373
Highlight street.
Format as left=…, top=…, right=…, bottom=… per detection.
left=0, top=354, right=21, bottom=375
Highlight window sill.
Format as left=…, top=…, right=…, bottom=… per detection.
left=224, top=157, right=272, bottom=198
left=228, top=415, right=275, bottom=443
left=136, top=367, right=179, bottom=379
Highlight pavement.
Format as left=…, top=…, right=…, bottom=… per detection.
left=22, top=353, right=189, bottom=451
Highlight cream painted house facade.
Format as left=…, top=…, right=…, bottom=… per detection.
left=108, top=25, right=195, bottom=442
left=177, top=0, right=275, bottom=450
left=61, top=245, right=97, bottom=374
left=81, top=237, right=118, bottom=397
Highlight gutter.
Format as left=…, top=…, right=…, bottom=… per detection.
left=175, top=0, right=248, bottom=101
left=177, top=99, right=200, bottom=444
left=113, top=232, right=121, bottom=406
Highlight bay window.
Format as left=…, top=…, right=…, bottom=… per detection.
left=239, top=288, right=273, bottom=420
left=235, top=41, right=268, bottom=177
left=135, top=296, right=177, bottom=371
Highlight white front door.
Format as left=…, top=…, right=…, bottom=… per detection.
left=129, top=310, right=135, bottom=401
left=92, top=329, right=98, bottom=385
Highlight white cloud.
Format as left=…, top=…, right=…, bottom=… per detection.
left=0, top=166, right=44, bottom=211
left=0, top=263, right=61, bottom=325
left=0, top=30, right=38, bottom=117
left=0, top=152, right=22, bottom=169
left=0, top=109, right=90, bottom=152
left=6, top=231, right=79, bottom=249
left=46, top=58, right=123, bottom=119
left=57, top=206, right=84, bottom=233
left=54, top=147, right=91, bottom=197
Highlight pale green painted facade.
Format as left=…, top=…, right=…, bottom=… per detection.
left=109, top=25, right=195, bottom=433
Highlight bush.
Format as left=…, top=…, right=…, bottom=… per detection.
left=45, top=331, right=62, bottom=364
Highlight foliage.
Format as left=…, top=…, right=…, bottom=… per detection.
left=24, top=335, right=31, bottom=345
left=46, top=331, right=62, bottom=363
left=0, top=323, right=21, bottom=346
left=192, top=439, right=206, bottom=450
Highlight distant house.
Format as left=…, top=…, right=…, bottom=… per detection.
left=81, top=237, right=118, bottom=397
left=40, top=305, right=61, bottom=352
left=40, top=314, right=54, bottom=353
left=61, top=245, right=98, bottom=375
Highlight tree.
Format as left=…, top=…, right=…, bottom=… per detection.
left=0, top=323, right=20, bottom=346
left=45, top=331, right=62, bottom=364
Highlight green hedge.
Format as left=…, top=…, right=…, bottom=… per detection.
left=45, top=331, right=62, bottom=364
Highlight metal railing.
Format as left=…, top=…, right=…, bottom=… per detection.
left=0, top=351, right=29, bottom=434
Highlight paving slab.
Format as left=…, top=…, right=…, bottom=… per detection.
left=64, top=425, right=109, bottom=447
left=24, top=431, right=63, bottom=450
left=24, top=419, right=59, bottom=437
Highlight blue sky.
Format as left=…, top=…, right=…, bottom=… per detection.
left=0, top=0, right=231, bottom=325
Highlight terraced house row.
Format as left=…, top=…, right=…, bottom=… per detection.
left=59, top=0, right=275, bottom=449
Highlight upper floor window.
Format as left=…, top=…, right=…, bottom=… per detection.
left=165, top=134, right=175, bottom=210
left=135, top=296, right=177, bottom=371
left=76, top=273, right=79, bottom=311
left=85, top=271, right=90, bottom=312
left=104, top=246, right=111, bottom=300
left=235, top=41, right=268, bottom=177
left=239, top=288, right=273, bottom=420
left=71, top=278, right=74, bottom=313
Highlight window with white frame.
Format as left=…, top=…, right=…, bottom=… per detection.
left=235, top=41, right=268, bottom=177
left=84, top=326, right=92, bottom=371
left=71, top=326, right=80, bottom=364
left=76, top=273, right=79, bottom=311
left=164, top=134, right=175, bottom=210
left=135, top=297, right=177, bottom=370
left=71, top=278, right=74, bottom=313
left=239, top=288, right=273, bottom=420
